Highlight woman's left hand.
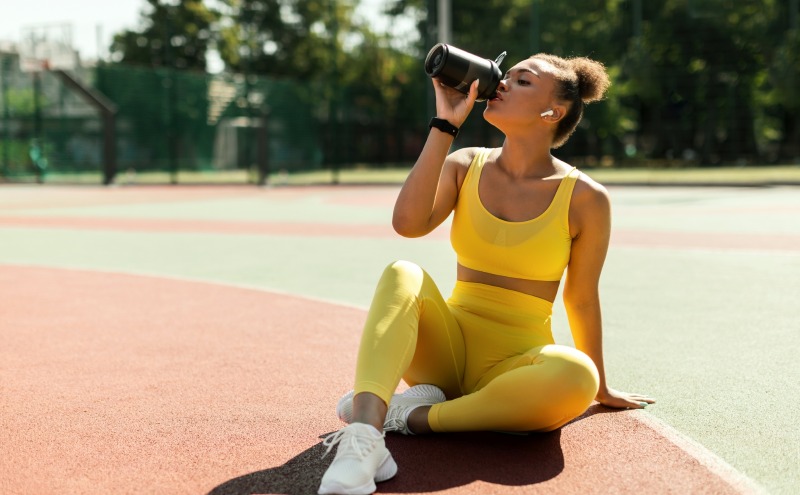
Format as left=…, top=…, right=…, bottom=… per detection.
left=596, top=387, right=656, bottom=409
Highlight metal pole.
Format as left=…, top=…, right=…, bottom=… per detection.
left=163, top=3, right=178, bottom=184
left=33, top=73, right=42, bottom=139
left=438, top=0, right=451, bottom=44
left=633, top=0, right=643, bottom=160
left=95, top=24, right=103, bottom=62
left=425, top=0, right=436, bottom=120
left=330, top=0, right=340, bottom=184
left=52, top=70, right=118, bottom=184
left=1, top=56, right=10, bottom=175
left=256, top=112, right=269, bottom=186
left=32, top=71, right=44, bottom=183
left=530, top=0, right=540, bottom=53
left=790, top=0, right=798, bottom=161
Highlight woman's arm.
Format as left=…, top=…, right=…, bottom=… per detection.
left=393, top=79, right=479, bottom=238
left=563, top=177, right=655, bottom=409
left=392, top=133, right=465, bottom=238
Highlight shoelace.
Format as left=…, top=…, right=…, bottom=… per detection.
left=383, top=417, right=404, bottom=432
left=321, top=427, right=382, bottom=459
left=384, top=399, right=417, bottom=433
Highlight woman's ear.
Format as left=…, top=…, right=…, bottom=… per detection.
left=548, top=104, right=567, bottom=122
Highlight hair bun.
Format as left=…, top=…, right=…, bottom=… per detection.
left=570, top=57, right=610, bottom=103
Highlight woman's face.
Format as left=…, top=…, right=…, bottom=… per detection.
left=483, top=58, right=558, bottom=130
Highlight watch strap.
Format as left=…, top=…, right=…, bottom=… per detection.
left=429, top=117, right=459, bottom=138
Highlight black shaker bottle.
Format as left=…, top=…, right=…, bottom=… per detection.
left=424, top=43, right=507, bottom=102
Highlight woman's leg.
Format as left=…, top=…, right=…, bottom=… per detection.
left=323, top=260, right=464, bottom=494
left=427, top=344, right=600, bottom=433
left=353, top=260, right=466, bottom=405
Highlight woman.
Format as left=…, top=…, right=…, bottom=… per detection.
left=318, top=53, right=655, bottom=495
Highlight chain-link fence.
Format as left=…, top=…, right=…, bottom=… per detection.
left=0, top=57, right=436, bottom=184
left=0, top=56, right=335, bottom=183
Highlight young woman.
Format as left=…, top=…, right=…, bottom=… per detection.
left=318, top=53, right=655, bottom=495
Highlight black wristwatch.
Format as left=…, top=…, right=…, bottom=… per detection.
left=429, top=117, right=459, bottom=138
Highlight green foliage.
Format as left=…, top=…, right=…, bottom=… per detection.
left=99, top=0, right=800, bottom=166
left=217, top=0, right=349, bottom=78
left=386, top=0, right=798, bottom=162
left=390, top=0, right=631, bottom=157
left=110, top=0, right=219, bottom=71
left=0, top=140, right=35, bottom=174
left=4, top=87, right=39, bottom=116
left=766, top=29, right=800, bottom=109
left=96, top=65, right=215, bottom=170
left=614, top=0, right=785, bottom=161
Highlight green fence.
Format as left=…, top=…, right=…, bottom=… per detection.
left=0, top=60, right=435, bottom=184
left=0, top=61, right=345, bottom=184
left=95, top=65, right=327, bottom=182
left=0, top=61, right=104, bottom=182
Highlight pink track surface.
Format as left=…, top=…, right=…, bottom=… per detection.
left=1, top=265, right=758, bottom=494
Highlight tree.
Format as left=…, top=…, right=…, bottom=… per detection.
left=104, top=0, right=220, bottom=177
left=216, top=0, right=354, bottom=78
left=109, top=0, right=219, bottom=71
left=619, top=0, right=778, bottom=164
left=389, top=0, right=630, bottom=158
left=101, top=0, right=799, bottom=167
left=391, top=0, right=798, bottom=165
left=760, top=29, right=800, bottom=160
left=216, top=0, right=431, bottom=164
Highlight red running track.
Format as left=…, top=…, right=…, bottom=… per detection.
left=1, top=265, right=760, bottom=494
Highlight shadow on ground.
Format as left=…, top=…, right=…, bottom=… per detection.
left=208, top=405, right=615, bottom=495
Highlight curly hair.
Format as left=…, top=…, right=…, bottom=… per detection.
left=530, top=54, right=610, bottom=148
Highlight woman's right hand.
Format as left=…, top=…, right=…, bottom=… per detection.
left=432, top=78, right=479, bottom=127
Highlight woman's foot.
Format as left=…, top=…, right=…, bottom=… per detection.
left=336, top=384, right=446, bottom=435
left=318, top=423, right=397, bottom=495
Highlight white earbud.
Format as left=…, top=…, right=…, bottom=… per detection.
left=540, top=109, right=554, bottom=118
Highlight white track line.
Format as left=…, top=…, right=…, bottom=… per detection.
left=630, top=411, right=767, bottom=494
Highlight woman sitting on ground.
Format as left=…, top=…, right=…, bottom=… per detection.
left=318, top=51, right=655, bottom=495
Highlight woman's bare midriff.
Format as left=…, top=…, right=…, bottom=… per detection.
left=457, top=263, right=560, bottom=302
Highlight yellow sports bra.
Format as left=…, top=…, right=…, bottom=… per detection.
left=450, top=148, right=579, bottom=282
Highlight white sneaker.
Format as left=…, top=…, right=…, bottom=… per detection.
left=336, top=384, right=447, bottom=435
left=318, top=423, right=397, bottom=495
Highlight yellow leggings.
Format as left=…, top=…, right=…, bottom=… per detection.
left=354, top=260, right=600, bottom=433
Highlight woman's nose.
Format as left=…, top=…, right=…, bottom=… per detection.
left=498, top=79, right=509, bottom=91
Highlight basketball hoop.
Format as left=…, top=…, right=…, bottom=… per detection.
left=19, top=58, right=51, bottom=73
left=18, top=23, right=78, bottom=73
